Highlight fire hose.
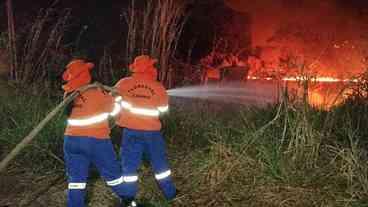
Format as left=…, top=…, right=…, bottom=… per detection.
left=0, top=82, right=116, bottom=173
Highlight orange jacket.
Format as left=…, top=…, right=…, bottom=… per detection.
left=64, top=88, right=114, bottom=139
left=115, top=76, right=168, bottom=131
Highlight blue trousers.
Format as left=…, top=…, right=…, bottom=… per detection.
left=64, top=136, right=125, bottom=207
left=119, top=128, right=176, bottom=200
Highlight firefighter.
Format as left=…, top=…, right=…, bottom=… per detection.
left=115, top=55, right=176, bottom=206
left=62, top=59, right=125, bottom=207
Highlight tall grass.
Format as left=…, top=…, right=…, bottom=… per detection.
left=2, top=5, right=72, bottom=95
left=124, top=0, right=189, bottom=87
left=0, top=32, right=7, bottom=49
left=97, top=47, right=114, bottom=84
left=160, top=96, right=368, bottom=206
left=0, top=94, right=66, bottom=173
left=330, top=127, right=368, bottom=200
left=1, top=91, right=368, bottom=206
left=16, top=8, right=71, bottom=91
left=282, top=103, right=322, bottom=169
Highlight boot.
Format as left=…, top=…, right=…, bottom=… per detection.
left=121, top=198, right=138, bottom=207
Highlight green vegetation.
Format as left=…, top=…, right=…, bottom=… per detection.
left=0, top=94, right=66, bottom=173
left=0, top=32, right=7, bottom=49
left=1, top=91, right=368, bottom=206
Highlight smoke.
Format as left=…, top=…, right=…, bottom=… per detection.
left=225, top=0, right=368, bottom=78
left=232, top=0, right=361, bottom=46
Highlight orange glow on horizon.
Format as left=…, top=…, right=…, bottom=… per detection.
left=247, top=76, right=359, bottom=83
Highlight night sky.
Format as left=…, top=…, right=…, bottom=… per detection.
left=0, top=0, right=223, bottom=62
left=0, top=0, right=367, bottom=63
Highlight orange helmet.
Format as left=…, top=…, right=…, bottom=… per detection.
left=62, top=59, right=94, bottom=92
left=129, top=55, right=158, bottom=80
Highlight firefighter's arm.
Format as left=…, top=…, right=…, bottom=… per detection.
left=103, top=88, right=123, bottom=118
left=157, top=85, right=169, bottom=114
left=108, top=79, right=129, bottom=117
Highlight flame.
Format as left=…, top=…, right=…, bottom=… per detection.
left=245, top=75, right=358, bottom=109
left=247, top=76, right=359, bottom=83
left=282, top=76, right=359, bottom=83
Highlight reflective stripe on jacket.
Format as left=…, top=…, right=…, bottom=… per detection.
left=115, top=77, right=169, bottom=131
left=64, top=88, right=115, bottom=138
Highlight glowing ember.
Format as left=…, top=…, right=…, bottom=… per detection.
left=247, top=76, right=359, bottom=83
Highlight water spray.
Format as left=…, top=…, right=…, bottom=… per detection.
left=167, top=81, right=279, bottom=106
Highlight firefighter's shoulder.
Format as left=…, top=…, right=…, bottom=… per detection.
left=115, top=77, right=134, bottom=89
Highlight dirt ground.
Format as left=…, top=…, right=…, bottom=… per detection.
left=0, top=165, right=122, bottom=207
left=0, top=164, right=66, bottom=207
